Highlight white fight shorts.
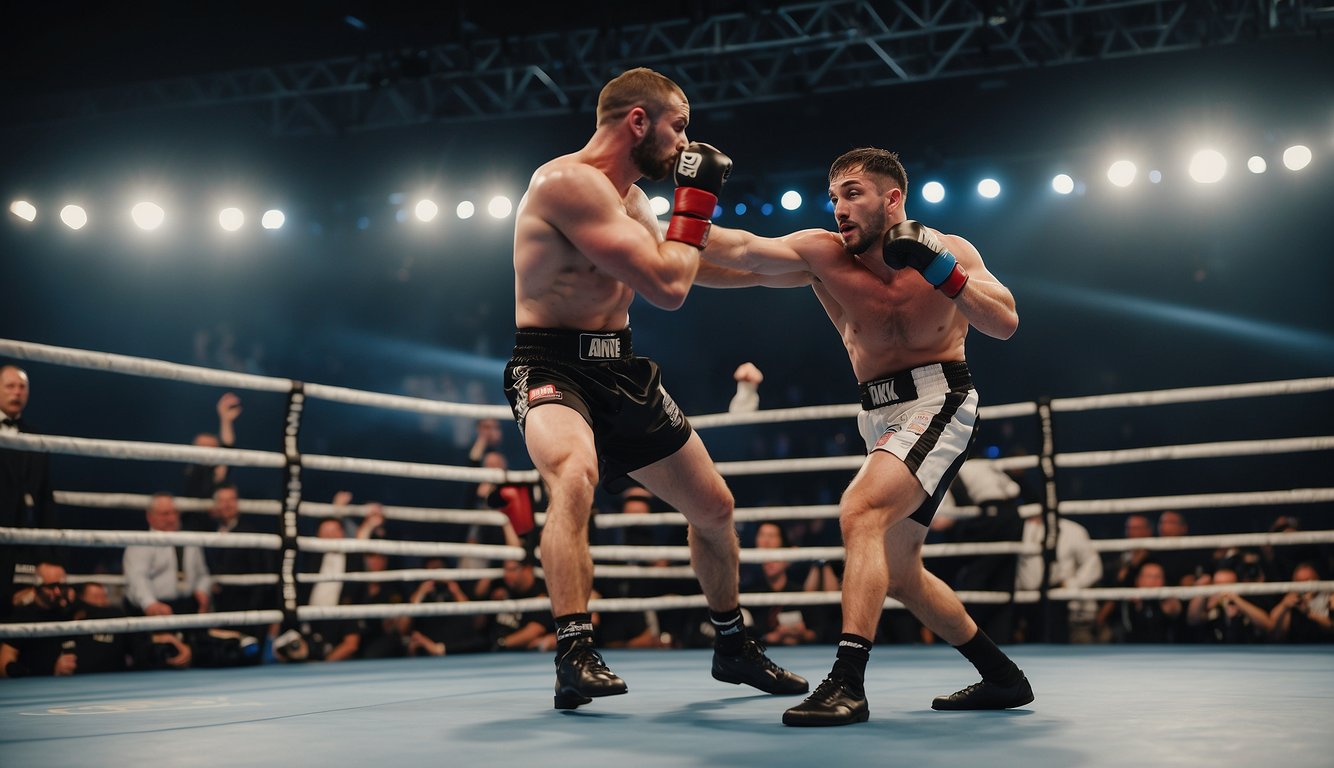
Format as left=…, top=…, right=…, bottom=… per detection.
left=856, top=361, right=978, bottom=525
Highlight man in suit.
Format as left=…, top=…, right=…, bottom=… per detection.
left=0, top=364, right=60, bottom=618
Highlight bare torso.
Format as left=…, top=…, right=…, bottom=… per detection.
left=513, top=154, right=660, bottom=331
left=796, top=230, right=968, bottom=381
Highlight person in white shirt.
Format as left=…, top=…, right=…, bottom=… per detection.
left=122, top=493, right=211, bottom=615
left=1015, top=506, right=1102, bottom=643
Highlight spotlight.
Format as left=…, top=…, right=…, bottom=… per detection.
left=415, top=199, right=439, bottom=222
left=1247, top=156, right=1267, bottom=174
left=9, top=200, right=36, bottom=222
left=713, top=204, right=723, bottom=218
left=456, top=201, right=475, bottom=220
left=1148, top=170, right=1162, bottom=184
left=261, top=209, right=285, bottom=230
left=921, top=181, right=945, bottom=204
left=1051, top=174, right=1074, bottom=195
left=219, top=207, right=244, bottom=231
left=1107, top=160, right=1137, bottom=187
left=780, top=190, right=802, bottom=211
left=977, top=178, right=1000, bottom=199
left=1282, top=145, right=1312, bottom=171
left=649, top=196, right=670, bottom=216
left=734, top=202, right=747, bottom=216
left=760, top=203, right=773, bottom=216
left=131, top=202, right=165, bottom=231
left=487, top=196, right=512, bottom=219
left=60, top=204, right=88, bottom=230
left=1188, top=150, right=1227, bottom=184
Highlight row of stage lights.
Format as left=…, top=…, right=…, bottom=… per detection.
left=6, top=145, right=1318, bottom=232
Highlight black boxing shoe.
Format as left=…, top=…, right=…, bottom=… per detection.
left=931, top=675, right=1034, bottom=711
left=712, top=636, right=809, bottom=695
left=554, top=639, right=628, bottom=710
left=782, top=670, right=869, bottom=727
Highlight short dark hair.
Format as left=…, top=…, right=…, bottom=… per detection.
left=829, top=147, right=909, bottom=198
left=596, top=67, right=685, bottom=127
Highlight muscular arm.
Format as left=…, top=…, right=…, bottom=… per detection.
left=939, top=233, right=1018, bottom=340
left=702, top=225, right=834, bottom=276
left=695, top=260, right=814, bottom=288
left=538, top=165, right=701, bottom=310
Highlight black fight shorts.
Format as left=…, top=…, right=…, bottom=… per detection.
left=503, top=328, right=692, bottom=492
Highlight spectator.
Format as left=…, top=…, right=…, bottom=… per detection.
left=468, top=418, right=504, bottom=466
left=1186, top=567, right=1274, bottom=643
left=122, top=493, right=211, bottom=616
left=1111, top=561, right=1184, bottom=643
left=277, top=512, right=380, bottom=663
left=357, top=550, right=410, bottom=659
left=1154, top=511, right=1208, bottom=586
left=182, top=393, right=243, bottom=518
left=1095, top=513, right=1155, bottom=639
left=406, top=557, right=490, bottom=657
left=1269, top=563, right=1334, bottom=643
left=750, top=521, right=817, bottom=646
left=728, top=362, right=763, bottom=413
left=205, top=483, right=276, bottom=632
left=0, top=364, right=61, bottom=617
left=73, top=580, right=193, bottom=672
left=487, top=557, right=554, bottom=652
left=1014, top=508, right=1102, bottom=643
left=0, top=562, right=78, bottom=677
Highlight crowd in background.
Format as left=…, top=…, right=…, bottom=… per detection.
left=2, top=362, right=1330, bottom=678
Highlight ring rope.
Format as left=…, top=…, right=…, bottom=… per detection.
left=10, top=430, right=1327, bottom=484
left=7, top=525, right=1329, bottom=564
left=0, top=526, right=280, bottom=550
left=8, top=580, right=1332, bottom=640
left=1048, top=376, right=1334, bottom=412
left=52, top=492, right=511, bottom=527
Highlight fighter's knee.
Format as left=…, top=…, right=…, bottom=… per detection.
left=689, top=487, right=735, bottom=530
left=839, top=493, right=882, bottom=539
left=548, top=460, right=599, bottom=503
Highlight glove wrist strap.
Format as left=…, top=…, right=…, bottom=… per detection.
left=672, top=187, right=717, bottom=219
left=939, top=265, right=969, bottom=298
left=666, top=216, right=711, bottom=248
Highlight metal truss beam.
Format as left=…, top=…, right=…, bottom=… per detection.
left=25, top=0, right=1332, bottom=136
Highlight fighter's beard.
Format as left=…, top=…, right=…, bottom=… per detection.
left=632, top=131, right=675, bottom=181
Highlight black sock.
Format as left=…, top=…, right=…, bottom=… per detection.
left=954, top=628, right=1023, bottom=687
left=833, top=633, right=873, bottom=686
left=710, top=607, right=745, bottom=655
left=554, top=613, right=594, bottom=657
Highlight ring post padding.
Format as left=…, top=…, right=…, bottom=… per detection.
left=279, top=380, right=305, bottom=632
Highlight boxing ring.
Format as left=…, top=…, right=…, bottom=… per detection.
left=1, top=337, right=1332, bottom=766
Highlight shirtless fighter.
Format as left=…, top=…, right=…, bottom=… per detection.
left=698, top=147, right=1032, bottom=725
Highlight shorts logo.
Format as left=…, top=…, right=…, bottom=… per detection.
left=867, top=380, right=898, bottom=406
left=875, top=425, right=899, bottom=447
left=581, top=334, right=621, bottom=359
left=528, top=384, right=562, bottom=402
left=660, top=385, right=683, bottom=428
left=906, top=411, right=933, bottom=435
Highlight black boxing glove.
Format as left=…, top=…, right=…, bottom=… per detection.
left=882, top=220, right=969, bottom=298
left=666, top=142, right=732, bottom=248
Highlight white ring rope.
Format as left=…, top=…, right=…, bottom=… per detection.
left=53, top=492, right=511, bottom=527
left=0, top=526, right=280, bottom=550
left=1049, top=377, right=1334, bottom=412
left=8, top=580, right=1333, bottom=639
left=0, top=339, right=291, bottom=392
left=297, top=536, right=524, bottom=561
left=1056, top=436, right=1334, bottom=468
